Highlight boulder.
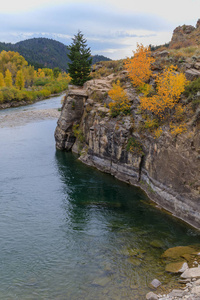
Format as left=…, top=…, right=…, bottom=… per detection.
left=150, top=279, right=161, bottom=289
left=194, top=62, right=200, bottom=70
left=191, top=285, right=200, bottom=294
left=146, top=291, right=158, bottom=300
left=181, top=267, right=200, bottom=279
left=185, top=68, right=200, bottom=80
left=162, top=246, right=195, bottom=259
left=156, top=50, right=169, bottom=57
left=168, top=289, right=185, bottom=297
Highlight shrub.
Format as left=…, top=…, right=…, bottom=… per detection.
left=137, top=83, right=153, bottom=96
left=140, top=65, right=188, bottom=118
left=184, top=77, right=200, bottom=97
left=144, top=118, right=159, bottom=130
left=34, top=78, right=50, bottom=86
left=126, top=137, right=144, bottom=155
left=170, top=123, right=187, bottom=136
left=108, top=80, right=131, bottom=117
left=154, top=127, right=163, bottom=138
left=0, top=91, right=4, bottom=103
left=72, top=124, right=85, bottom=143
left=1, top=87, right=15, bottom=102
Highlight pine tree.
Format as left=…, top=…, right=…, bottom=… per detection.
left=67, top=31, right=92, bottom=86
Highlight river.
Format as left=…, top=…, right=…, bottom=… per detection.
left=0, top=95, right=200, bottom=299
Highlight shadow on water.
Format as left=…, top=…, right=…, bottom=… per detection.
left=55, top=150, right=200, bottom=241
left=0, top=116, right=200, bottom=299
left=55, top=150, right=200, bottom=299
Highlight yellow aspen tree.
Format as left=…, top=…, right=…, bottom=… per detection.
left=15, top=70, right=25, bottom=90
left=37, top=68, right=45, bottom=78
left=4, top=69, right=13, bottom=87
left=108, top=80, right=131, bottom=117
left=140, top=65, right=188, bottom=117
left=0, top=72, right=5, bottom=87
left=124, top=44, right=155, bottom=87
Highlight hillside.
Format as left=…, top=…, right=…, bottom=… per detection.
left=54, top=21, right=200, bottom=231
left=0, top=38, right=111, bottom=70
left=169, top=19, right=200, bottom=49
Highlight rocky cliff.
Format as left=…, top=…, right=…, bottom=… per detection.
left=169, top=19, right=200, bottom=49
left=55, top=68, right=200, bottom=229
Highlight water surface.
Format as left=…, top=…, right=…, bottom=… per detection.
left=0, top=97, right=200, bottom=299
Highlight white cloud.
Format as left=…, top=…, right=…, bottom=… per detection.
left=0, top=0, right=199, bottom=59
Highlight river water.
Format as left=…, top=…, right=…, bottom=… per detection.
left=0, top=95, right=200, bottom=299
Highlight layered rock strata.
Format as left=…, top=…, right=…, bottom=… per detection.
left=55, top=79, right=200, bottom=229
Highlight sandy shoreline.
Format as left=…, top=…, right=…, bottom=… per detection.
left=0, top=108, right=61, bottom=128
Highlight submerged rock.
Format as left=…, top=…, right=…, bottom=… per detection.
left=150, top=279, right=162, bottom=289
left=127, top=257, right=142, bottom=266
left=121, top=248, right=146, bottom=257
left=150, top=240, right=165, bottom=249
left=165, top=261, right=188, bottom=273
left=92, top=276, right=111, bottom=287
left=146, top=291, right=158, bottom=299
left=162, top=246, right=195, bottom=259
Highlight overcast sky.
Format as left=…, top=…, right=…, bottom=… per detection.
left=1, top=0, right=199, bottom=59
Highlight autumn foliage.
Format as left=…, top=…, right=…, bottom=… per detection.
left=124, top=44, right=155, bottom=87
left=140, top=65, right=188, bottom=117
left=108, top=80, right=131, bottom=117
left=0, top=50, right=71, bottom=104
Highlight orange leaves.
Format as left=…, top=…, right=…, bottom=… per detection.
left=124, top=44, right=155, bottom=87
left=140, top=65, right=188, bottom=117
left=108, top=80, right=131, bottom=117
left=170, top=123, right=187, bottom=136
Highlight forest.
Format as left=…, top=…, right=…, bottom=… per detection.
left=0, top=50, right=71, bottom=104
left=0, top=38, right=111, bottom=70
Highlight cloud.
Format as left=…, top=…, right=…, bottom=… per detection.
left=0, top=2, right=173, bottom=59
left=0, top=3, right=171, bottom=35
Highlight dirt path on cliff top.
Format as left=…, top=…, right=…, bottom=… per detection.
left=0, top=108, right=61, bottom=128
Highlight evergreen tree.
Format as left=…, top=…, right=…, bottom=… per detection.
left=67, top=31, right=92, bottom=86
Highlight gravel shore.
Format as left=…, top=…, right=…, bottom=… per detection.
left=0, top=108, right=60, bottom=128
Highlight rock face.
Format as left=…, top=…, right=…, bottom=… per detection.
left=54, top=78, right=200, bottom=229
left=169, top=19, right=200, bottom=49
left=55, top=88, right=88, bottom=150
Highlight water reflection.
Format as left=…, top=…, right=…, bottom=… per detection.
left=1, top=114, right=199, bottom=299
left=55, top=150, right=200, bottom=299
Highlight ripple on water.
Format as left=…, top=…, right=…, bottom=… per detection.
left=0, top=102, right=200, bottom=299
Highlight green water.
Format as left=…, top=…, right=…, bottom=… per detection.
left=0, top=98, right=200, bottom=299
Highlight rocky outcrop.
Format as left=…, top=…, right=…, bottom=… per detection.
left=169, top=19, right=200, bottom=49
left=55, top=88, right=88, bottom=150
left=54, top=78, right=200, bottom=229
left=185, top=68, right=200, bottom=80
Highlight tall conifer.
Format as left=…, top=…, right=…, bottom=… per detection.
left=67, top=31, right=92, bottom=86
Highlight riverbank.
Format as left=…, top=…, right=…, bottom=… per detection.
left=147, top=269, right=200, bottom=299
left=0, top=108, right=60, bottom=128
left=0, top=90, right=67, bottom=111
left=1, top=94, right=200, bottom=299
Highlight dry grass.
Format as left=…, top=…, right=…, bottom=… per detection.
left=169, top=46, right=200, bottom=58
left=91, top=60, right=124, bottom=79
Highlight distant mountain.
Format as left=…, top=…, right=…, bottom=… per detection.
left=91, top=55, right=112, bottom=64
left=0, top=38, right=111, bottom=70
